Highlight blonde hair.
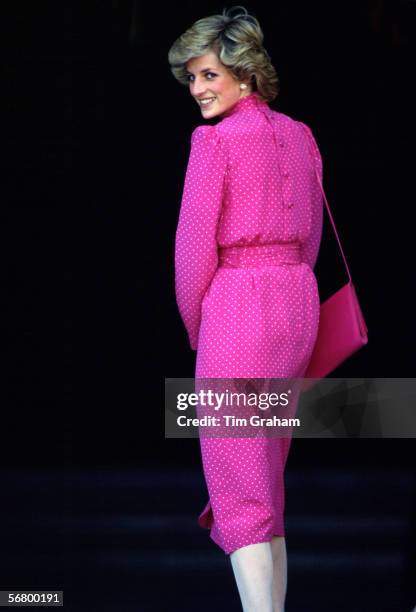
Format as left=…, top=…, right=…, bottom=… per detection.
left=167, top=6, right=279, bottom=103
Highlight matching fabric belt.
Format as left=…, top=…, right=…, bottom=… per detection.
left=218, top=242, right=302, bottom=268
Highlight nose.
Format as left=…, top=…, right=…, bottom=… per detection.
left=191, top=78, right=208, bottom=98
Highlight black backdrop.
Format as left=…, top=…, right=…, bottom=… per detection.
left=2, top=1, right=415, bottom=468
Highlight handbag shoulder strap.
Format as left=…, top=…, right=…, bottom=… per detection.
left=299, top=122, right=352, bottom=283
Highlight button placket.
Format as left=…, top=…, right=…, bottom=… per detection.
left=281, top=166, right=293, bottom=209
left=257, top=105, right=296, bottom=220
left=259, top=107, right=286, bottom=211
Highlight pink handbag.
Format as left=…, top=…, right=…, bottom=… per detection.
left=300, top=125, right=368, bottom=391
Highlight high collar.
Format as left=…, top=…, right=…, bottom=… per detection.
left=221, top=91, right=270, bottom=118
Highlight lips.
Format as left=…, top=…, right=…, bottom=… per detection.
left=199, top=97, right=216, bottom=108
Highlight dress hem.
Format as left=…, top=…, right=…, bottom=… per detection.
left=211, top=530, right=286, bottom=556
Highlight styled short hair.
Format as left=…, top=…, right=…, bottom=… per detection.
left=167, top=6, right=279, bottom=103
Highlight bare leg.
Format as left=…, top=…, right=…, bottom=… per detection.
left=230, top=542, right=274, bottom=612
left=271, top=536, right=287, bottom=612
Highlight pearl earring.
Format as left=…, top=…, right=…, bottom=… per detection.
left=240, top=83, right=248, bottom=90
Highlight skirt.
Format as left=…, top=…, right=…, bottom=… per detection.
left=194, top=242, right=320, bottom=555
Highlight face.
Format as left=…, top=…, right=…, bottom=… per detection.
left=185, top=51, right=251, bottom=119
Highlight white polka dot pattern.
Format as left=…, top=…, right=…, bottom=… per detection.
left=174, top=92, right=324, bottom=555
left=175, top=92, right=323, bottom=351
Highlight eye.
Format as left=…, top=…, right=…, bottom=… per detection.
left=186, top=72, right=217, bottom=82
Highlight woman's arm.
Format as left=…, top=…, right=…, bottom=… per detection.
left=297, top=122, right=324, bottom=271
left=175, top=125, right=228, bottom=350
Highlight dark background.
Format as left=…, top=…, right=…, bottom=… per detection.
left=2, top=0, right=415, bottom=466
left=1, top=2, right=416, bottom=610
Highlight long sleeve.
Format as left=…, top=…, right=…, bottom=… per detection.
left=175, top=125, right=228, bottom=350
left=297, top=122, right=324, bottom=271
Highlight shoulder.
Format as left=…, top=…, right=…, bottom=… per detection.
left=294, top=118, right=317, bottom=141
left=270, top=110, right=322, bottom=168
left=268, top=110, right=317, bottom=140
left=293, top=118, right=322, bottom=166
left=191, top=123, right=213, bottom=140
left=191, top=123, right=222, bottom=143
left=190, top=124, right=228, bottom=154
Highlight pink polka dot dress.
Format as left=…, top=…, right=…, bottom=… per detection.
left=175, top=91, right=323, bottom=555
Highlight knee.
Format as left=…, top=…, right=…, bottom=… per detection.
left=270, top=535, right=286, bottom=561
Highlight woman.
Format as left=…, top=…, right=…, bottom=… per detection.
left=168, top=6, right=323, bottom=611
